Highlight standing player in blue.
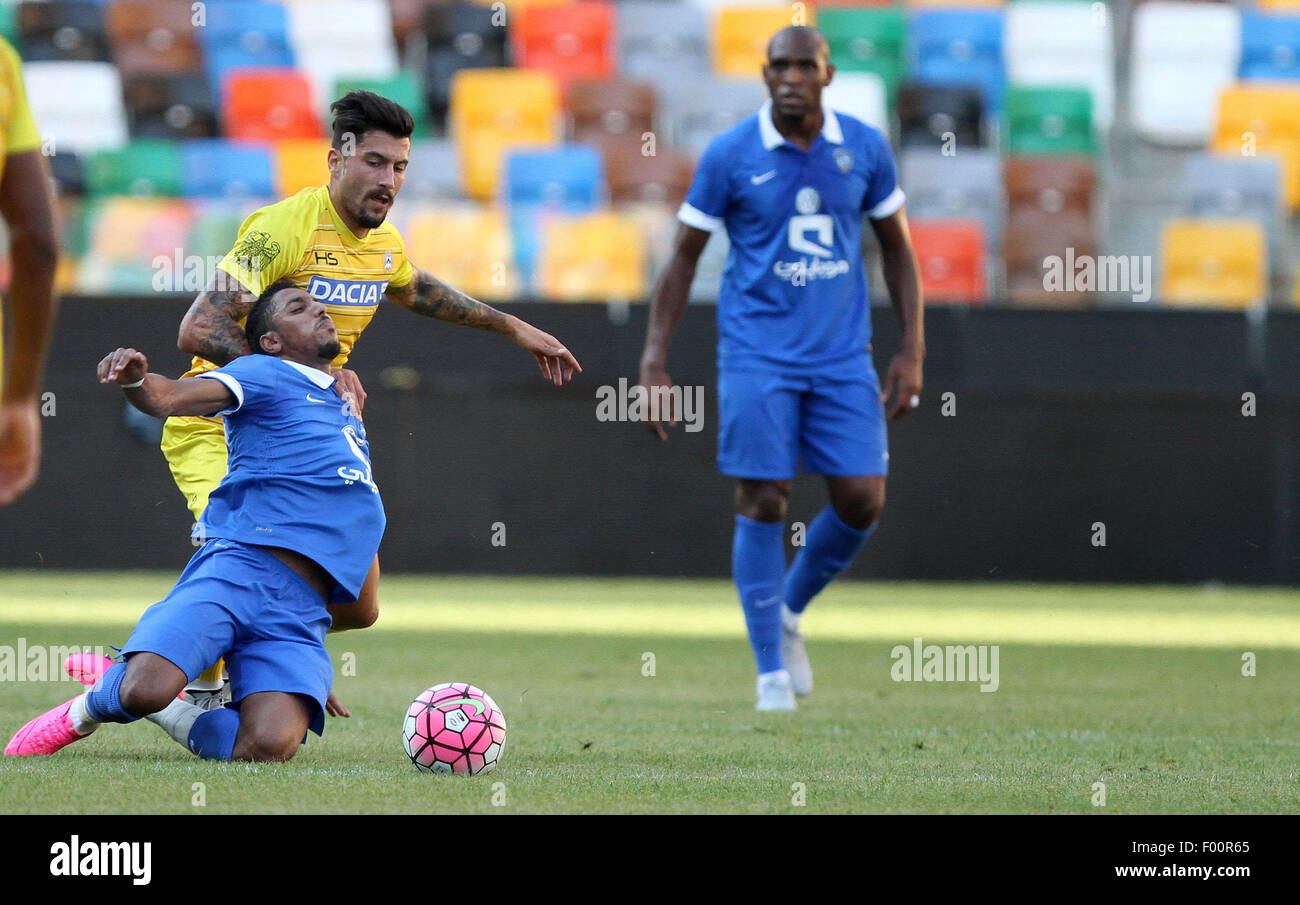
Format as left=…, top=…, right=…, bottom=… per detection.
left=639, top=26, right=924, bottom=711
left=6, top=281, right=384, bottom=760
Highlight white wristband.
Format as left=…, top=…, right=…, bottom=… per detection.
left=121, top=377, right=145, bottom=389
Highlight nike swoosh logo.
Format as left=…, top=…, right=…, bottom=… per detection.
left=306, top=393, right=329, bottom=404
left=751, top=170, right=777, bottom=185
left=434, top=697, right=485, bottom=716
left=754, top=595, right=782, bottom=609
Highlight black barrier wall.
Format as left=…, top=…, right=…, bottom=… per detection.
left=2, top=299, right=1297, bottom=584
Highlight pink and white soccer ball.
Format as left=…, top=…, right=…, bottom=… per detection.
left=402, top=682, right=507, bottom=775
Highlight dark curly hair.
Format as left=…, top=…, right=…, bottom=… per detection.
left=330, top=89, right=414, bottom=150
left=244, top=279, right=300, bottom=354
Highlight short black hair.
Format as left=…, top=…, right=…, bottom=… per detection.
left=330, top=89, right=414, bottom=150
left=245, top=279, right=300, bottom=354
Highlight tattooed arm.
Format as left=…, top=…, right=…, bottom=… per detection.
left=386, top=268, right=581, bottom=385
left=176, top=272, right=256, bottom=365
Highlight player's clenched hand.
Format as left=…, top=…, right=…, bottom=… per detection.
left=331, top=367, right=366, bottom=418
left=509, top=319, right=581, bottom=386
left=638, top=361, right=676, bottom=441
left=97, top=347, right=149, bottom=386
left=325, top=691, right=350, bottom=718
left=0, top=400, right=41, bottom=506
left=881, top=349, right=924, bottom=421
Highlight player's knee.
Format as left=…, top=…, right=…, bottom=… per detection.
left=836, top=488, right=885, bottom=531
left=117, top=671, right=177, bottom=717
left=238, top=729, right=302, bottom=763
left=738, top=482, right=789, bottom=522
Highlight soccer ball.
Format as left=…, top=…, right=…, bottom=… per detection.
left=402, top=682, right=507, bottom=775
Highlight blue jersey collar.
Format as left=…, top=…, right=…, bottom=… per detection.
left=279, top=358, right=336, bottom=389
left=758, top=99, right=844, bottom=150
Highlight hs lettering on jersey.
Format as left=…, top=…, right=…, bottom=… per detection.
left=307, top=276, right=389, bottom=306
left=49, top=836, right=152, bottom=885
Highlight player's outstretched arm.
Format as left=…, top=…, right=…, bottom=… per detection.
left=386, top=268, right=581, bottom=386
left=638, top=224, right=711, bottom=440
left=97, top=348, right=235, bottom=419
left=0, top=150, right=59, bottom=506
left=870, top=209, right=925, bottom=421
left=177, top=272, right=257, bottom=366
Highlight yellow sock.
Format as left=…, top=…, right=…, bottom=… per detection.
left=196, top=659, right=224, bottom=685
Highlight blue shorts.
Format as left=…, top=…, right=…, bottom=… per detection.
left=717, top=366, right=889, bottom=480
left=120, top=539, right=333, bottom=736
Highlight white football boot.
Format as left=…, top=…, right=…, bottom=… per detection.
left=781, top=618, right=813, bottom=697
left=755, top=669, right=797, bottom=711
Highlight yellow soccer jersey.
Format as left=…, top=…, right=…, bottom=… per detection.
left=0, top=36, right=39, bottom=166
left=180, top=184, right=414, bottom=379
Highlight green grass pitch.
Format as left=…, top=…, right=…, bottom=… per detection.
left=0, top=572, right=1296, bottom=814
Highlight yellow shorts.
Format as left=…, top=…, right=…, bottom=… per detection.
left=160, top=414, right=229, bottom=521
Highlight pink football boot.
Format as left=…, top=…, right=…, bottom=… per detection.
left=64, top=652, right=114, bottom=687
left=4, top=696, right=93, bottom=756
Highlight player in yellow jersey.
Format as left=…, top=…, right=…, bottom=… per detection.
left=165, top=91, right=581, bottom=708
left=0, top=35, right=58, bottom=506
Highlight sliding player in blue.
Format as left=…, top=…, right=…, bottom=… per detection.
left=639, top=26, right=924, bottom=710
left=6, top=281, right=384, bottom=760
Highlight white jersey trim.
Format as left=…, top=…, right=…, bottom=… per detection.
left=678, top=201, right=724, bottom=233
left=197, top=372, right=244, bottom=416
left=866, top=186, right=906, bottom=220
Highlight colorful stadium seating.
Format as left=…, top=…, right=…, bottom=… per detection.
left=538, top=211, right=646, bottom=301
left=1005, top=86, right=1095, bottom=156
left=180, top=139, right=276, bottom=197
left=222, top=69, right=324, bottom=142
left=273, top=139, right=331, bottom=197
left=402, top=204, right=518, bottom=301
left=616, top=0, right=710, bottom=88
left=818, top=7, right=908, bottom=111
left=25, top=61, right=128, bottom=153
left=512, top=2, right=615, bottom=89
left=503, top=144, right=604, bottom=285
left=898, top=82, right=983, bottom=148
left=104, top=0, right=202, bottom=78
left=713, top=6, right=810, bottom=78
left=423, top=2, right=511, bottom=130
left=334, top=73, right=427, bottom=135
left=85, top=141, right=182, bottom=197
left=1005, top=1, right=1113, bottom=131
left=449, top=67, right=561, bottom=200
left=822, top=71, right=888, bottom=132
left=1211, top=83, right=1300, bottom=209
left=1239, top=11, right=1300, bottom=82
left=900, top=147, right=1003, bottom=249
left=1129, top=1, right=1242, bottom=146
left=122, top=72, right=217, bottom=140
left=908, top=220, right=987, bottom=304
left=17, top=1, right=109, bottom=63
left=1160, top=219, right=1267, bottom=308
left=910, top=8, right=1005, bottom=115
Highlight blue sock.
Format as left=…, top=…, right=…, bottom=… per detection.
left=83, top=661, right=141, bottom=724
left=733, top=515, right=786, bottom=674
left=784, top=505, right=875, bottom=615
left=186, top=708, right=240, bottom=761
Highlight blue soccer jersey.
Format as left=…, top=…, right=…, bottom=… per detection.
left=679, top=101, right=905, bottom=375
left=194, top=354, right=386, bottom=604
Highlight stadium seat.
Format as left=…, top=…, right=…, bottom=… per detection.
left=1240, top=11, right=1300, bottom=82
left=286, top=0, right=400, bottom=112
left=24, top=61, right=128, bottom=153
left=85, top=141, right=182, bottom=197
left=1183, top=153, right=1284, bottom=261
left=223, top=69, right=324, bottom=142
left=273, top=139, right=331, bottom=198
left=567, top=78, right=657, bottom=151
left=537, top=211, right=647, bottom=302
left=1129, top=1, right=1241, bottom=146
left=179, top=140, right=276, bottom=198
left=714, top=6, right=811, bottom=78
left=46, top=150, right=86, bottom=197
left=104, top=0, right=201, bottom=77
left=503, top=144, right=604, bottom=286
left=1005, top=156, right=1095, bottom=217
left=616, top=0, right=710, bottom=89
left=187, top=198, right=261, bottom=260
left=423, top=2, right=511, bottom=131
left=818, top=7, right=908, bottom=111
left=77, top=197, right=196, bottom=294
left=822, top=72, right=888, bottom=132
left=401, top=139, right=463, bottom=200
left=662, top=75, right=767, bottom=157
left=1005, top=1, right=1113, bottom=131
left=196, top=1, right=295, bottom=100
left=1004, top=86, right=1095, bottom=156
left=449, top=68, right=561, bottom=200
left=907, top=220, right=986, bottom=304
left=899, top=147, right=1003, bottom=250
left=402, top=203, right=518, bottom=300
left=17, top=1, right=109, bottom=62
left=897, top=82, right=983, bottom=149
left=603, top=145, right=695, bottom=207
left=910, top=9, right=1005, bottom=115
left=334, top=73, right=428, bottom=136
left=1003, top=209, right=1095, bottom=307
left=1211, top=83, right=1300, bottom=209
left=512, top=2, right=615, bottom=89
left=122, top=73, right=218, bottom=140
left=1159, top=219, right=1267, bottom=308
